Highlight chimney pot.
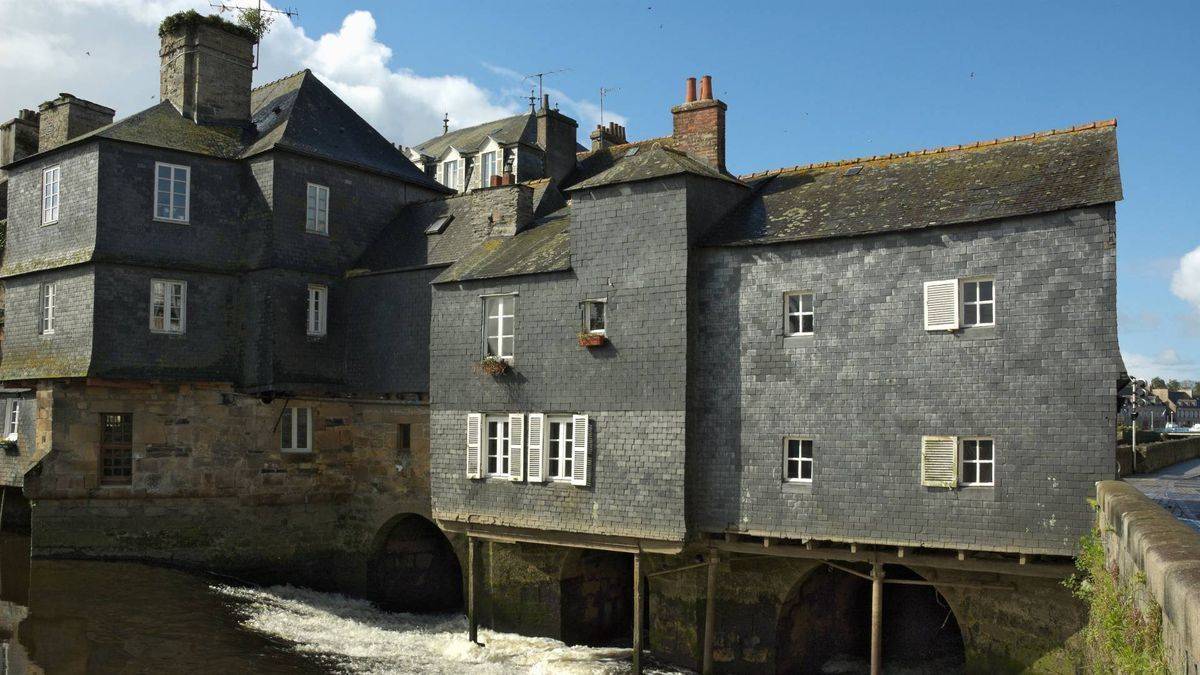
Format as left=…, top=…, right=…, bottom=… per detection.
left=700, top=75, right=713, bottom=101
left=542, top=94, right=550, bottom=111
left=685, top=77, right=697, bottom=103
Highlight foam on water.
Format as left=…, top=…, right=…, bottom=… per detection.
left=214, top=584, right=689, bottom=675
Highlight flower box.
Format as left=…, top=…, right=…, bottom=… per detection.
left=476, top=356, right=510, bottom=376
left=578, top=332, right=607, bottom=348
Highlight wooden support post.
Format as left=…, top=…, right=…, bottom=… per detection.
left=870, top=561, right=883, bottom=675
left=703, top=548, right=718, bottom=675
left=468, top=536, right=479, bottom=645
left=633, top=552, right=644, bottom=675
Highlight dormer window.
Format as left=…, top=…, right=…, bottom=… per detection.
left=442, top=160, right=459, bottom=190
left=480, top=151, right=497, bottom=187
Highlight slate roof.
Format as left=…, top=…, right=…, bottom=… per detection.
left=433, top=209, right=571, bottom=283
left=412, top=113, right=535, bottom=159
left=356, top=193, right=492, bottom=271
left=5, top=70, right=445, bottom=190
left=566, top=139, right=741, bottom=191
left=705, top=120, right=1122, bottom=247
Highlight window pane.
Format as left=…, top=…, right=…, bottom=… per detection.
left=787, top=295, right=799, bottom=314
left=801, top=294, right=813, bottom=312
left=800, top=461, right=812, bottom=480
left=963, top=463, right=977, bottom=484
left=801, top=440, right=812, bottom=458
left=296, top=408, right=309, bottom=449
left=786, top=460, right=798, bottom=480
left=801, top=315, right=814, bottom=333
left=964, top=304, right=977, bottom=325
left=980, top=304, right=993, bottom=324
left=281, top=408, right=293, bottom=448
left=980, top=463, right=993, bottom=484
left=962, top=440, right=976, bottom=460
left=979, top=281, right=993, bottom=301
left=788, top=315, right=800, bottom=335
left=979, top=440, right=993, bottom=460
left=158, top=165, right=171, bottom=179
left=787, top=439, right=799, bottom=459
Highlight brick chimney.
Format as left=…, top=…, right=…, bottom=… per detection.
left=1, top=109, right=40, bottom=165
left=535, top=94, right=579, bottom=183
left=671, top=74, right=726, bottom=172
left=37, top=94, right=115, bottom=153
left=159, top=13, right=255, bottom=126
left=589, top=122, right=627, bottom=151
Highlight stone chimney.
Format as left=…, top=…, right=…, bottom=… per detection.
left=535, top=94, right=579, bottom=184
left=37, top=94, right=115, bottom=153
left=159, top=13, right=255, bottom=126
left=671, top=74, right=726, bottom=172
left=1, top=110, right=40, bottom=165
left=589, top=122, right=627, bottom=151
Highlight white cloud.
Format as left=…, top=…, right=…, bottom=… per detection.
left=1123, top=348, right=1197, bottom=381
left=1171, top=245, right=1200, bottom=313
left=0, top=1, right=558, bottom=146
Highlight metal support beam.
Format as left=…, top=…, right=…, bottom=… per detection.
left=633, top=552, right=643, bottom=675
left=702, top=549, right=718, bottom=675
left=871, top=562, right=883, bottom=675
left=468, top=536, right=479, bottom=645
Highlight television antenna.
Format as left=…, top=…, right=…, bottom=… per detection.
left=210, top=0, right=299, bottom=69
left=599, top=86, right=619, bottom=126
left=522, top=68, right=571, bottom=103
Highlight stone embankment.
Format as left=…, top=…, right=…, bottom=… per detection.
left=1117, top=436, right=1200, bottom=477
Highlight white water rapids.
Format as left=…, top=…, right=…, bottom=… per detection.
left=214, top=584, right=690, bottom=674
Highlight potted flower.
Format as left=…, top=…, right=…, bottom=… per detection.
left=578, top=331, right=607, bottom=348
left=476, top=356, right=510, bottom=376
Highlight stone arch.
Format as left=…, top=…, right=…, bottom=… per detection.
left=368, top=513, right=463, bottom=613
left=775, top=563, right=966, bottom=674
left=558, top=548, right=634, bottom=646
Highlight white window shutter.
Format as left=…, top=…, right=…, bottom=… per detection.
left=526, top=413, right=546, bottom=482
left=924, top=279, right=960, bottom=331
left=571, top=414, right=589, bottom=486
left=466, top=413, right=482, bottom=479
left=509, top=413, right=525, bottom=481
left=921, top=436, right=959, bottom=488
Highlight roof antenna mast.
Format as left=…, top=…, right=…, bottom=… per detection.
left=599, top=86, right=619, bottom=127
left=522, top=68, right=571, bottom=106
left=210, top=0, right=299, bottom=70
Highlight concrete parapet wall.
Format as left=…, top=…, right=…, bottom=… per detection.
left=1097, top=480, right=1200, bottom=671
left=1117, top=436, right=1200, bottom=477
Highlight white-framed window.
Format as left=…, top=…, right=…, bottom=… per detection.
left=547, top=416, right=575, bottom=480
left=785, top=292, right=814, bottom=336
left=154, top=162, right=190, bottom=222
left=441, top=160, right=459, bottom=190
left=486, top=415, right=510, bottom=476
left=962, top=278, right=995, bottom=327
left=42, top=165, right=61, bottom=224
left=150, top=279, right=187, bottom=334
left=484, top=295, right=514, bottom=360
left=40, top=283, right=56, bottom=335
left=961, top=438, right=994, bottom=486
left=582, top=299, right=606, bottom=334
left=281, top=406, right=312, bottom=453
left=307, top=284, right=327, bottom=337
left=480, top=151, right=497, bottom=187
left=4, top=400, right=19, bottom=440
left=784, top=437, right=813, bottom=482
left=305, top=183, right=329, bottom=234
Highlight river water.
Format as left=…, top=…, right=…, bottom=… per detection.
left=0, top=535, right=685, bottom=674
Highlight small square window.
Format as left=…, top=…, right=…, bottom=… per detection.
left=785, top=292, right=814, bottom=336
left=582, top=299, right=606, bottom=334
left=962, top=279, right=995, bottom=327
left=961, top=438, right=994, bottom=486
left=784, top=437, right=813, bottom=483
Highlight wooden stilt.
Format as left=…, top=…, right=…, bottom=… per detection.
left=870, top=561, right=883, bottom=675
left=468, top=536, right=479, bottom=645
left=702, top=548, right=718, bottom=675
left=633, top=552, right=643, bottom=675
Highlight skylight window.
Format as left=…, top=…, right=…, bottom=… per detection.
left=425, top=215, right=454, bottom=235
left=625, top=147, right=640, bottom=157
left=844, top=165, right=863, bottom=176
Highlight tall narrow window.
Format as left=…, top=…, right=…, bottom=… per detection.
left=40, top=283, right=56, bottom=335
left=442, top=160, right=459, bottom=190
left=962, top=279, right=995, bottom=327
left=100, top=413, right=133, bottom=486
left=582, top=299, right=606, bottom=334
left=547, top=417, right=575, bottom=480
left=398, top=423, right=412, bottom=450
left=480, top=151, right=497, bottom=186
left=486, top=415, right=510, bottom=476
left=961, top=438, right=994, bottom=486
left=307, top=284, right=327, bottom=336
left=785, top=292, right=814, bottom=336
left=4, top=400, right=19, bottom=440
left=154, top=162, right=190, bottom=222
left=484, top=295, right=514, bottom=360
left=150, top=279, right=187, bottom=334
left=305, top=183, right=329, bottom=234
left=281, top=406, right=312, bottom=453
left=784, top=437, right=813, bottom=482
left=42, top=165, right=61, bottom=224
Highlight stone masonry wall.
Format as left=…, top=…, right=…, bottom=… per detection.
left=690, top=205, right=1120, bottom=556
left=25, top=380, right=431, bottom=594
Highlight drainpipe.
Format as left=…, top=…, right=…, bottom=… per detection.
left=702, top=548, right=718, bottom=675
left=468, top=536, right=480, bottom=645
left=870, top=561, right=884, bottom=675
left=632, top=552, right=643, bottom=675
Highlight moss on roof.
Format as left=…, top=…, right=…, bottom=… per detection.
left=159, top=10, right=258, bottom=42
left=565, top=140, right=742, bottom=191
left=433, top=210, right=571, bottom=284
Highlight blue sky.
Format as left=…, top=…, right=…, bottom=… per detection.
left=2, top=0, right=1196, bottom=381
